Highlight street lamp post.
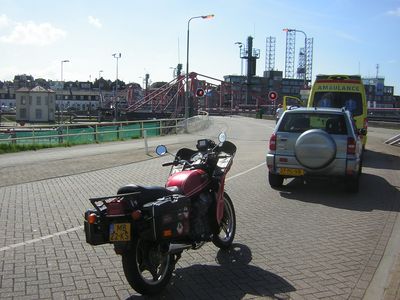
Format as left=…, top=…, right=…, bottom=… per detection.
left=60, top=59, right=70, bottom=123
left=89, top=74, right=92, bottom=119
left=283, top=28, right=308, bottom=87
left=98, top=70, right=103, bottom=107
left=97, top=70, right=103, bottom=122
left=185, top=14, right=214, bottom=123
left=112, top=53, right=121, bottom=121
left=235, top=42, right=243, bottom=75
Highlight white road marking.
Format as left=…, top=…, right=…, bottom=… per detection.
left=0, top=162, right=265, bottom=252
left=226, top=162, right=266, bottom=181
left=0, top=226, right=83, bottom=252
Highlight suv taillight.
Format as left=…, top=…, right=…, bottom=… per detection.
left=347, top=137, right=356, bottom=155
left=269, top=133, right=277, bottom=151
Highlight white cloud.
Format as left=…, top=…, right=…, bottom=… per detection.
left=0, top=21, right=66, bottom=46
left=88, top=16, right=102, bottom=28
left=0, top=14, right=11, bottom=29
left=387, top=7, right=400, bottom=16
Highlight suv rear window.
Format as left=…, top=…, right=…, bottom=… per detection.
left=278, top=113, right=347, bottom=134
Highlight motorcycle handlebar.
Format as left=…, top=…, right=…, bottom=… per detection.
left=162, top=147, right=233, bottom=168
left=162, top=159, right=192, bottom=167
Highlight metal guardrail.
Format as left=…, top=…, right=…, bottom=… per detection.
left=0, top=118, right=185, bottom=146
left=0, top=114, right=211, bottom=147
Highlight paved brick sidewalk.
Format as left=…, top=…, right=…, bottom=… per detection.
left=0, top=118, right=399, bottom=299
left=0, top=137, right=193, bottom=188
left=385, top=254, right=400, bottom=299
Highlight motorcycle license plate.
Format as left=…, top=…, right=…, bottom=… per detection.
left=279, top=167, right=304, bottom=176
left=109, top=223, right=131, bottom=242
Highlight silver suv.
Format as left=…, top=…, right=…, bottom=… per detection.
left=266, top=107, right=364, bottom=193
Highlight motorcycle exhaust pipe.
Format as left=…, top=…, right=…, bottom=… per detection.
left=167, top=243, right=192, bottom=255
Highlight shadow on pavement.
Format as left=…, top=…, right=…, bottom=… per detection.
left=278, top=173, right=400, bottom=212
left=127, top=243, right=295, bottom=300
left=363, top=149, right=400, bottom=171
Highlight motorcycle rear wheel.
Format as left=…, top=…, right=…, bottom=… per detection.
left=122, top=238, right=174, bottom=295
left=212, top=192, right=236, bottom=249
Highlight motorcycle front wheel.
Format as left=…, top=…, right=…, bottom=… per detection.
left=212, top=192, right=236, bottom=249
left=122, top=238, right=174, bottom=295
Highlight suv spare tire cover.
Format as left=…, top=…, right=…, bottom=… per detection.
left=295, top=129, right=337, bottom=169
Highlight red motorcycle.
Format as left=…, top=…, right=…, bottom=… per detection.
left=84, top=133, right=236, bottom=295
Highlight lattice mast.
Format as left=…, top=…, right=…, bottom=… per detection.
left=297, top=47, right=305, bottom=80
left=265, top=36, right=276, bottom=71
left=305, top=37, right=313, bottom=82
left=284, top=30, right=296, bottom=79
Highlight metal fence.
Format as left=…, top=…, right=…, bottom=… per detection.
left=0, top=118, right=185, bottom=146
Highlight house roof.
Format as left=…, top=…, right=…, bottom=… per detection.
left=16, top=87, right=30, bottom=92
left=16, top=86, right=55, bottom=93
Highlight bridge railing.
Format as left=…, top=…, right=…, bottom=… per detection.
left=177, top=111, right=210, bottom=134
left=0, top=118, right=186, bottom=146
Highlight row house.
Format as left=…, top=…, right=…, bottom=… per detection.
left=15, top=86, right=56, bottom=122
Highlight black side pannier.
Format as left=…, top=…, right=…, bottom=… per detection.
left=142, top=194, right=190, bottom=241
left=84, top=209, right=108, bottom=245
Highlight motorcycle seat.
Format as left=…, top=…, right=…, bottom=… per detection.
left=117, top=184, right=182, bottom=202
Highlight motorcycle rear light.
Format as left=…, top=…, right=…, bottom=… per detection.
left=269, top=133, right=277, bottom=151
left=347, top=137, right=356, bottom=155
left=163, top=229, right=172, bottom=238
left=131, top=210, right=142, bottom=220
left=106, top=199, right=127, bottom=216
left=87, top=213, right=97, bottom=224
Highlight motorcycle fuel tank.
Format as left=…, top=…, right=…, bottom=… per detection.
left=166, top=169, right=210, bottom=197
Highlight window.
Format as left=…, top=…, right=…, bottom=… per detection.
left=35, top=109, right=42, bottom=119
left=21, top=95, right=26, bottom=105
left=20, top=108, right=27, bottom=118
left=279, top=113, right=347, bottom=134
left=36, top=96, right=41, bottom=105
left=45, top=96, right=49, bottom=105
left=313, top=92, right=363, bottom=116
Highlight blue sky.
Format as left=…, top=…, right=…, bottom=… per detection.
left=0, top=0, right=399, bottom=93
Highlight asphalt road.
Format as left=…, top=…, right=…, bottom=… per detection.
left=0, top=116, right=399, bottom=299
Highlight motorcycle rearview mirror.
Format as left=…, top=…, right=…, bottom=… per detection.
left=218, top=132, right=226, bottom=144
left=155, top=145, right=168, bottom=156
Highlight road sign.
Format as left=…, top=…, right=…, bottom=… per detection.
left=196, top=88, right=205, bottom=98
left=268, top=91, right=278, bottom=101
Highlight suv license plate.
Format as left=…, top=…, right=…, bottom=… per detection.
left=109, top=223, right=131, bottom=242
left=279, top=168, right=304, bottom=176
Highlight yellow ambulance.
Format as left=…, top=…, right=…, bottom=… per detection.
left=307, top=74, right=368, bottom=148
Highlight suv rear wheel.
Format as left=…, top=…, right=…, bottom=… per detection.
left=269, top=172, right=284, bottom=188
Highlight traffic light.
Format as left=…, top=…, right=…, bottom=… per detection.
left=196, top=88, right=205, bottom=98
left=268, top=91, right=278, bottom=101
